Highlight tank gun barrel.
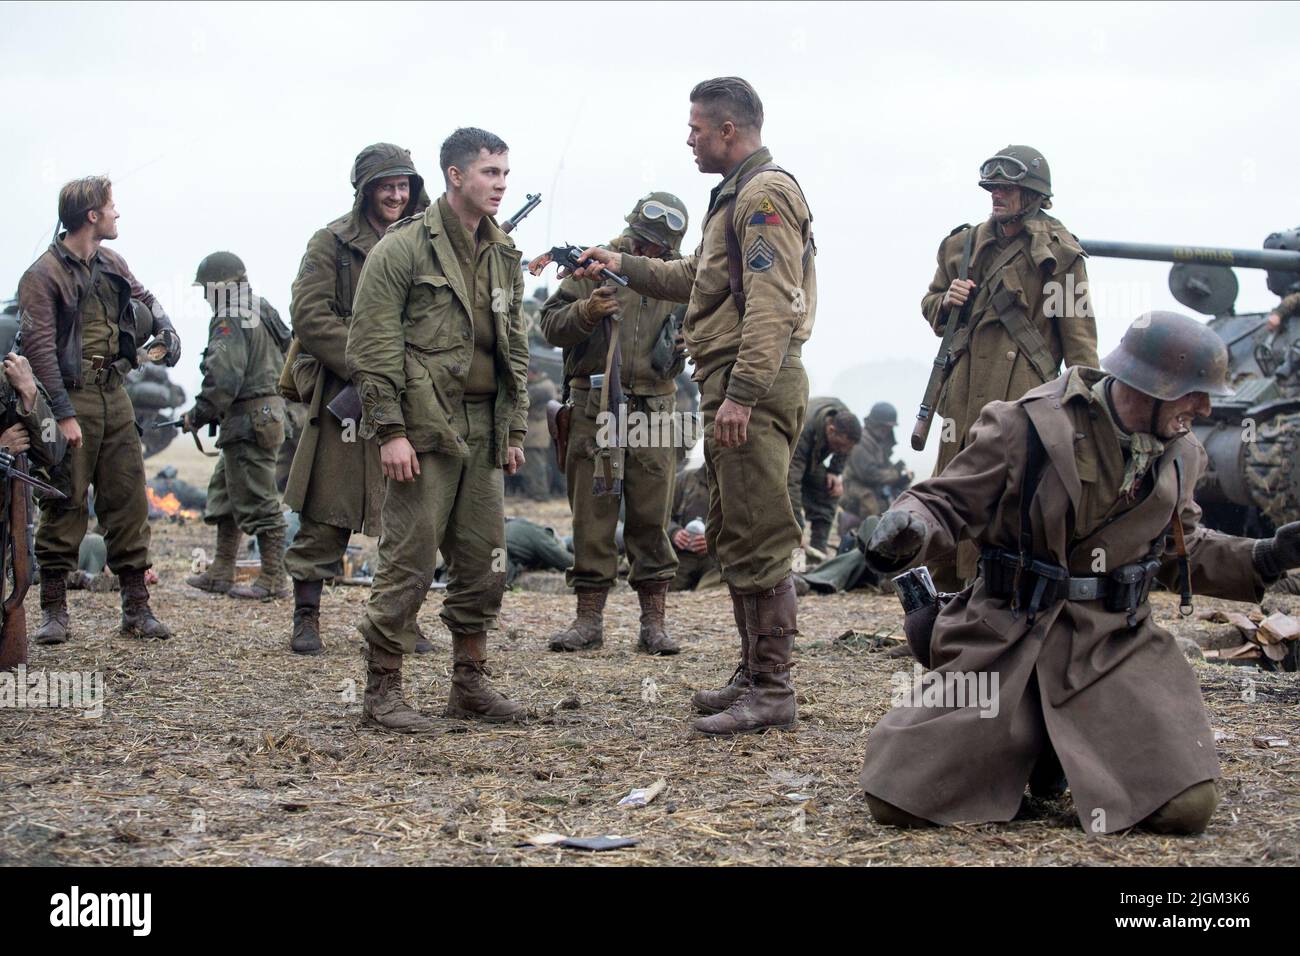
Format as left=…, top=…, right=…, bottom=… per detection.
left=1081, top=240, right=1300, bottom=273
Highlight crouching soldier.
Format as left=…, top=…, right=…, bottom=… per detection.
left=859, top=311, right=1298, bottom=835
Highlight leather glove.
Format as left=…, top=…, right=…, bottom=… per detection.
left=862, top=509, right=928, bottom=572
left=158, top=327, right=182, bottom=367
left=1253, top=521, right=1300, bottom=579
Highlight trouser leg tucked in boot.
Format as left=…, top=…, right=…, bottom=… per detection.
left=413, top=619, right=434, bottom=654
left=290, top=579, right=323, bottom=655
left=809, top=519, right=831, bottom=556
left=229, top=526, right=288, bottom=600
left=692, top=585, right=753, bottom=714
left=119, top=568, right=171, bottom=640
left=445, top=631, right=528, bottom=723
left=549, top=587, right=607, bottom=652
left=362, top=643, right=441, bottom=733
left=694, top=575, right=798, bottom=736
left=634, top=580, right=679, bottom=655
left=32, top=574, right=70, bottom=646
left=186, top=518, right=240, bottom=594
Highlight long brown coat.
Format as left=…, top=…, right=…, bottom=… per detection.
left=283, top=148, right=427, bottom=534
left=859, top=368, right=1265, bottom=833
left=924, top=213, right=1098, bottom=477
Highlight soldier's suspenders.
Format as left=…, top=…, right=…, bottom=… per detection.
left=721, top=163, right=815, bottom=320
left=335, top=238, right=354, bottom=317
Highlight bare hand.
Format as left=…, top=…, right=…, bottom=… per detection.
left=504, top=446, right=525, bottom=476
left=672, top=529, right=692, bottom=551
left=1267, top=311, right=1283, bottom=332
left=180, top=412, right=195, bottom=434
left=826, top=473, right=844, bottom=497
left=58, top=416, right=83, bottom=449
left=381, top=435, right=420, bottom=482
left=569, top=247, right=622, bottom=280
left=583, top=286, right=621, bottom=322
left=713, top=398, right=752, bottom=448
left=943, top=278, right=977, bottom=309
left=689, top=533, right=709, bottom=555
left=3, top=352, right=37, bottom=409
left=0, top=422, right=31, bottom=455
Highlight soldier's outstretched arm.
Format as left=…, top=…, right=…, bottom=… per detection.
left=1057, top=255, right=1099, bottom=369
left=291, top=230, right=351, bottom=381
left=885, top=402, right=1019, bottom=566
left=346, top=236, right=413, bottom=442
left=1155, top=440, right=1267, bottom=604
left=613, top=248, right=697, bottom=304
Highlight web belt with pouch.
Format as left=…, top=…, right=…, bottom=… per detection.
left=81, top=356, right=130, bottom=390
left=975, top=419, right=1192, bottom=627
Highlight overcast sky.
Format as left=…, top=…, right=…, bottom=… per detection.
left=3, top=1, right=1297, bottom=472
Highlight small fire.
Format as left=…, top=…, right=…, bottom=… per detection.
left=146, top=485, right=201, bottom=521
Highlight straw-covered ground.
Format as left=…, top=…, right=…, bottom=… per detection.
left=0, top=444, right=1296, bottom=867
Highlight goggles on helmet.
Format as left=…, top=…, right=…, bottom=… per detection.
left=639, top=200, right=687, bottom=233
left=979, top=155, right=1029, bottom=182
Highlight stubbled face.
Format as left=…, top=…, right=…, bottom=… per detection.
left=450, top=148, right=509, bottom=220
left=367, top=175, right=411, bottom=226
left=988, top=184, right=1024, bottom=222
left=687, top=103, right=728, bottom=174
left=1157, top=391, right=1211, bottom=440
left=89, top=192, right=120, bottom=240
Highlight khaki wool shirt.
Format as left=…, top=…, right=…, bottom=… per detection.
left=439, top=196, right=499, bottom=398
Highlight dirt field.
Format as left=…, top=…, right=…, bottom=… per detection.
left=1, top=441, right=1297, bottom=867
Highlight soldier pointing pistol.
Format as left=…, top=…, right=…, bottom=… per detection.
left=860, top=311, right=1300, bottom=835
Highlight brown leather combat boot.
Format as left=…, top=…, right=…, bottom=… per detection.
left=363, top=643, right=441, bottom=733
left=692, top=585, right=752, bottom=714
left=445, top=632, right=528, bottom=723
left=119, top=569, right=172, bottom=640
left=548, top=587, right=607, bottom=652
left=32, top=574, right=70, bottom=646
left=634, top=580, right=680, bottom=655
left=413, top=620, right=434, bottom=654
left=694, top=575, right=797, bottom=736
left=290, top=579, right=323, bottom=655
left=229, top=526, right=287, bottom=600
left=185, top=518, right=240, bottom=593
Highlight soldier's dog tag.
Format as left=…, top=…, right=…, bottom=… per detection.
left=745, top=236, right=775, bottom=272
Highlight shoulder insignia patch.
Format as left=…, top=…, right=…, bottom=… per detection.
left=745, top=236, right=776, bottom=272
left=297, top=259, right=317, bottom=279
left=749, top=197, right=783, bottom=227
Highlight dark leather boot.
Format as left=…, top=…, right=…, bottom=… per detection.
left=185, top=518, right=240, bottom=593
left=692, top=585, right=752, bottom=714
left=119, top=569, right=172, bottom=640
left=809, top=521, right=831, bottom=555
left=445, top=632, right=528, bottom=722
left=229, top=526, right=288, bottom=599
left=414, top=620, right=434, bottom=654
left=548, top=587, right=607, bottom=652
left=694, top=575, right=797, bottom=736
left=290, top=579, right=323, bottom=655
left=32, top=574, right=70, bottom=646
left=363, top=643, right=441, bottom=733
left=634, top=580, right=680, bottom=655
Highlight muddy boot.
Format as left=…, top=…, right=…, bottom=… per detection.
left=32, top=575, right=70, bottom=646
left=229, top=526, right=288, bottom=600
left=185, top=518, right=240, bottom=593
left=694, top=575, right=797, bottom=736
left=634, top=580, right=680, bottom=655
left=290, top=579, right=323, bottom=655
left=692, top=585, right=752, bottom=714
left=413, top=620, right=434, bottom=654
left=445, top=632, right=528, bottom=723
left=363, top=643, right=441, bottom=733
left=548, top=587, right=607, bottom=652
left=119, top=569, right=172, bottom=640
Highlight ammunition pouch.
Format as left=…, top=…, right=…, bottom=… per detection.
left=980, top=547, right=1163, bottom=625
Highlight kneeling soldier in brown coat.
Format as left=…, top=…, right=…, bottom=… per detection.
left=861, top=311, right=1298, bottom=835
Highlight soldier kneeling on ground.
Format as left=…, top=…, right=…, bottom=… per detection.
left=858, top=311, right=1300, bottom=835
